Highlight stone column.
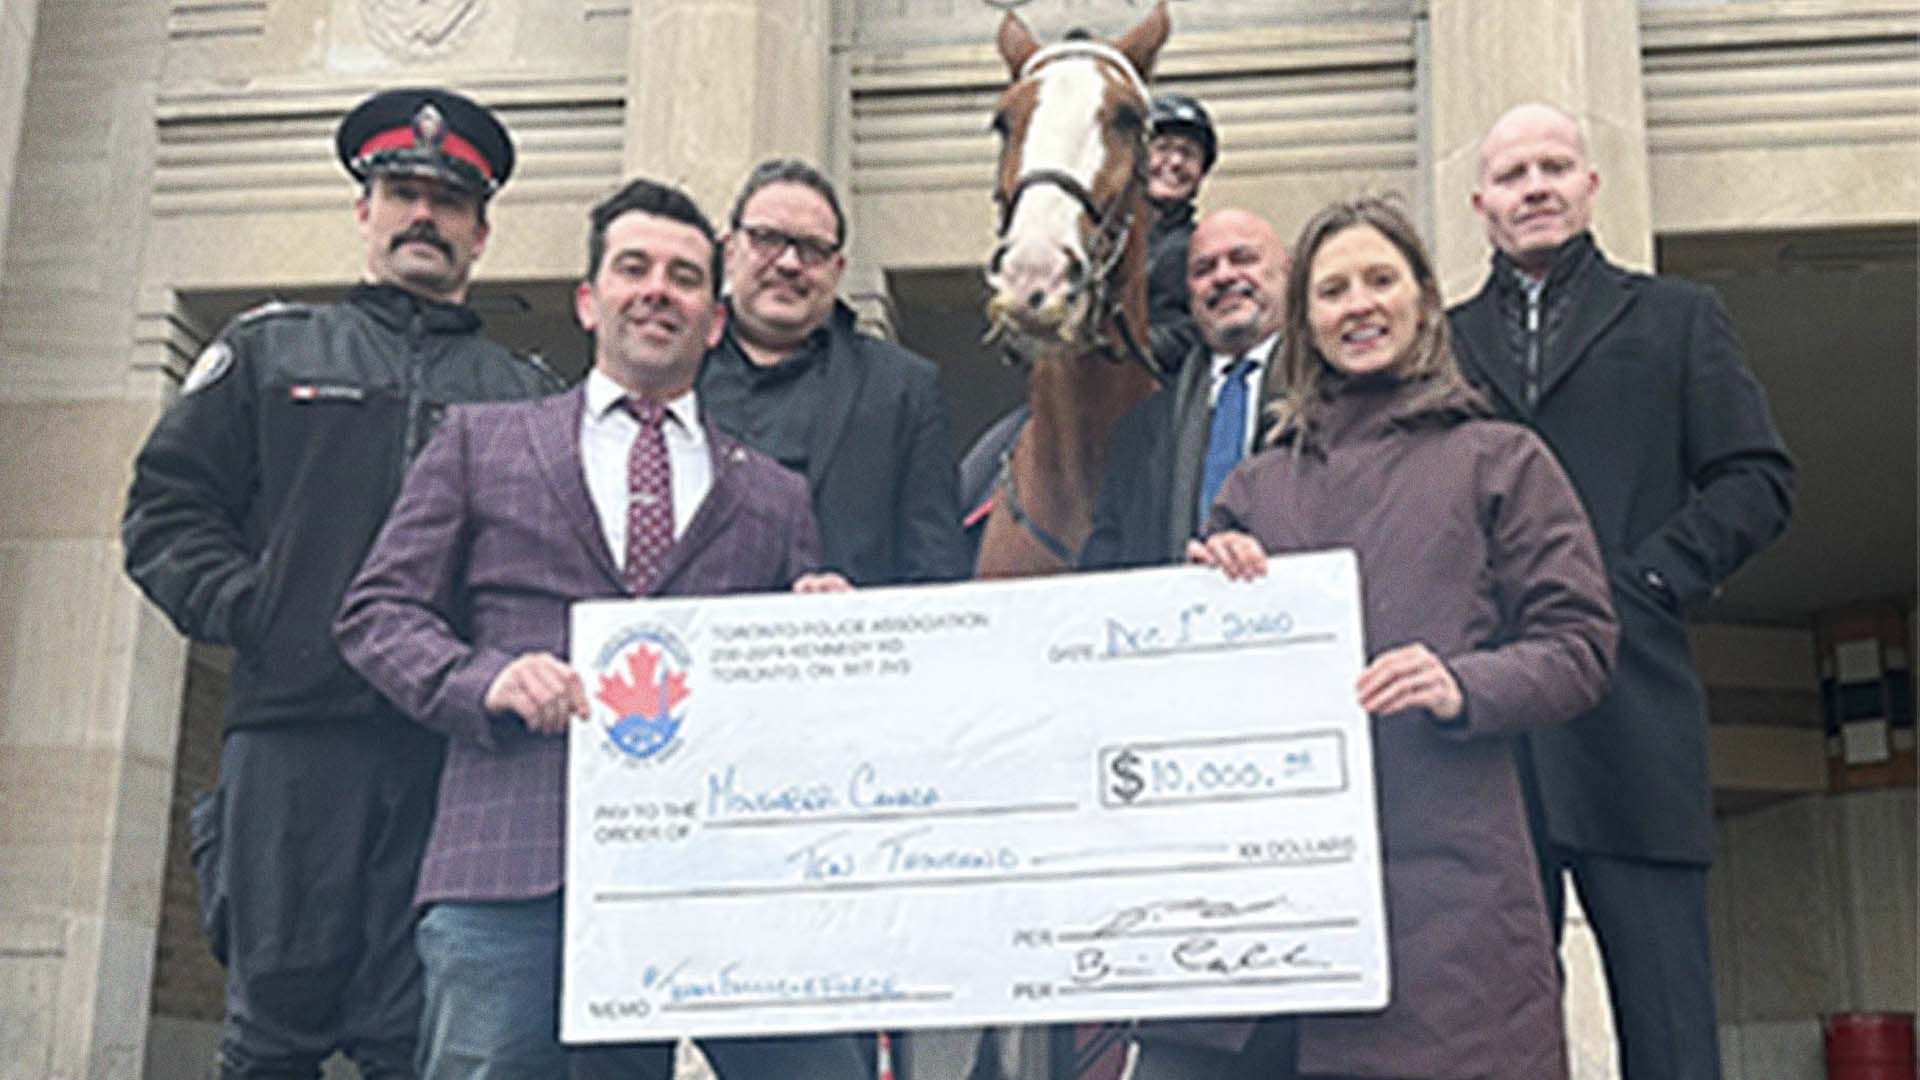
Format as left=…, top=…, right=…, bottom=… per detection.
left=622, top=0, right=835, bottom=222
left=0, top=3, right=172, bottom=1076
left=0, top=0, right=40, bottom=283
left=825, top=0, right=896, bottom=341
left=1422, top=0, right=1653, bottom=302
left=623, top=7, right=839, bottom=1077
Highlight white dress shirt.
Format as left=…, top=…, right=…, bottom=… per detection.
left=1205, top=331, right=1281, bottom=451
left=580, top=368, right=713, bottom=568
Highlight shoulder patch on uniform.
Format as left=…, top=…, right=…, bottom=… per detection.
left=181, top=340, right=234, bottom=394
left=231, top=299, right=313, bottom=327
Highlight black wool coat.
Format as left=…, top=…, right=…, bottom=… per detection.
left=1448, top=239, right=1795, bottom=864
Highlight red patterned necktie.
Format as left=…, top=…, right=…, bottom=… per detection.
left=620, top=398, right=673, bottom=594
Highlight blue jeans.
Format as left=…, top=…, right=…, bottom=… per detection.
left=416, top=896, right=650, bottom=1079
left=415, top=896, right=865, bottom=1079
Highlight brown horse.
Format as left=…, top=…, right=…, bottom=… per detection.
left=974, top=2, right=1171, bottom=579
left=956, top=10, right=1173, bottom=1077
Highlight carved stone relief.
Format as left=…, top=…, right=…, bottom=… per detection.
left=361, top=0, right=488, bottom=60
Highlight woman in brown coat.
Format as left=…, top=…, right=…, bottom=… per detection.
left=1142, top=197, right=1618, bottom=1080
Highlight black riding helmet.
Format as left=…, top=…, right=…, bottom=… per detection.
left=1149, top=92, right=1218, bottom=173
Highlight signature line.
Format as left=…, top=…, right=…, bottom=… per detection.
left=1055, top=917, right=1359, bottom=943
left=1056, top=971, right=1364, bottom=995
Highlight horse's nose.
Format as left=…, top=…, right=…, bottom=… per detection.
left=991, top=234, right=1084, bottom=322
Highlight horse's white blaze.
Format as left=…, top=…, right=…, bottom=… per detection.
left=992, top=57, right=1111, bottom=318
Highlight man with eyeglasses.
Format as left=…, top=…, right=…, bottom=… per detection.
left=698, top=157, right=969, bottom=586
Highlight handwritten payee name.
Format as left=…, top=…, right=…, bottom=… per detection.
left=706, top=762, right=939, bottom=819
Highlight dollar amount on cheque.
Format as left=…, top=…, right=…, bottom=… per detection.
left=563, top=552, right=1389, bottom=1042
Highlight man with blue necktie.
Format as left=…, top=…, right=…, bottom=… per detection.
left=1082, top=208, right=1290, bottom=571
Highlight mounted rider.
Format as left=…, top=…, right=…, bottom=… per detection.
left=1144, top=91, right=1219, bottom=374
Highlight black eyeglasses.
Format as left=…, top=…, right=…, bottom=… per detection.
left=737, top=223, right=840, bottom=267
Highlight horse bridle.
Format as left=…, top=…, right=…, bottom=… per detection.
left=983, top=42, right=1170, bottom=566
left=993, top=40, right=1168, bottom=383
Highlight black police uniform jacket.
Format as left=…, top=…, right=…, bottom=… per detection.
left=1145, top=197, right=1199, bottom=373
left=1447, top=234, right=1794, bottom=864
left=123, top=283, right=563, bottom=730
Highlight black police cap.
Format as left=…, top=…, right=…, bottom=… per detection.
left=335, top=87, right=514, bottom=197
left=1149, top=92, right=1218, bottom=173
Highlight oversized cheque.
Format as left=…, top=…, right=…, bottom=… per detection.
left=563, top=551, right=1388, bottom=1042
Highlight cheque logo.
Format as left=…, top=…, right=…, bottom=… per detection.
left=593, top=626, right=693, bottom=761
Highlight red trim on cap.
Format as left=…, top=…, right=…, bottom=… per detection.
left=356, top=126, right=493, bottom=180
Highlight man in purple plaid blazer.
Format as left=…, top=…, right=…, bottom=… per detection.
left=336, top=178, right=868, bottom=1079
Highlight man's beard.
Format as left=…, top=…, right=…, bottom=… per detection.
left=1211, top=316, right=1263, bottom=357
left=1204, top=281, right=1267, bottom=355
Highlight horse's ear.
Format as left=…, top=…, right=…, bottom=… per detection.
left=998, top=11, right=1040, bottom=76
left=1114, top=0, right=1170, bottom=80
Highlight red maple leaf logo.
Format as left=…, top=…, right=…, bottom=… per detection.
left=595, top=645, right=689, bottom=721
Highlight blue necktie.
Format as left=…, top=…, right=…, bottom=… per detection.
left=1198, top=357, right=1255, bottom=523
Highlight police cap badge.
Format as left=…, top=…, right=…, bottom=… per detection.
left=335, top=87, right=514, bottom=197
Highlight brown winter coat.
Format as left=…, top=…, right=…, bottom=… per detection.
left=1200, top=374, right=1617, bottom=1079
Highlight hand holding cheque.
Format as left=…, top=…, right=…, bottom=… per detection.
left=485, top=575, right=856, bottom=735
left=1187, top=534, right=1463, bottom=719
left=562, top=551, right=1389, bottom=1043
left=486, top=652, right=589, bottom=735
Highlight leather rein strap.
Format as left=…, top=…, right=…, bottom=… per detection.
left=994, top=439, right=1079, bottom=566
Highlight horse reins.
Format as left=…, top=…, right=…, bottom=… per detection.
left=992, top=437, right=1079, bottom=564
left=995, top=159, right=1153, bottom=372
left=986, top=152, right=1153, bottom=566
left=984, top=41, right=1166, bottom=566
left=994, top=40, right=1168, bottom=383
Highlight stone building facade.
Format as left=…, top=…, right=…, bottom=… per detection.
left=0, top=2, right=1913, bottom=1078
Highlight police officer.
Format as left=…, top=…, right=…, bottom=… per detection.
left=122, top=87, right=561, bottom=1078
left=1144, top=91, right=1219, bottom=373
